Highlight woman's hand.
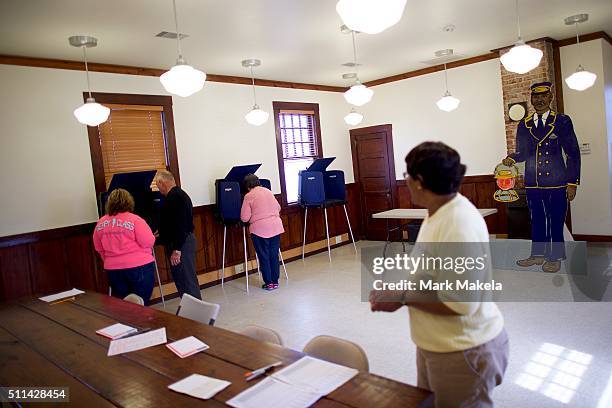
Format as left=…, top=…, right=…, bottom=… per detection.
left=369, top=290, right=404, bottom=313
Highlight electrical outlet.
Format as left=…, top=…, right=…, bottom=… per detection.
left=335, top=236, right=342, bottom=244
left=235, top=263, right=244, bottom=273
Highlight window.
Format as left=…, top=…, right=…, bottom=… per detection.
left=85, top=93, right=180, bottom=198
left=273, top=102, right=323, bottom=206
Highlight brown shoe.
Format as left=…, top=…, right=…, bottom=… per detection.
left=542, top=261, right=561, bottom=273
left=516, top=256, right=545, bottom=267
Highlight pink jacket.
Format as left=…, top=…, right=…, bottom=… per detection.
left=240, top=186, right=285, bottom=238
left=93, top=212, right=155, bottom=270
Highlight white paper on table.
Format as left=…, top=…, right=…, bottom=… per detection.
left=168, top=374, right=231, bottom=400
left=96, top=323, right=138, bottom=340
left=272, top=356, right=358, bottom=395
left=107, top=328, right=167, bottom=356
left=166, top=336, right=209, bottom=358
left=226, top=377, right=322, bottom=408
left=39, top=288, right=85, bottom=302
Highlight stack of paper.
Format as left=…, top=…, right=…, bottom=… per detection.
left=96, top=323, right=138, bottom=340
left=39, top=288, right=85, bottom=302
left=107, top=327, right=167, bottom=356
left=226, top=356, right=358, bottom=408
left=167, top=336, right=209, bottom=358
left=168, top=374, right=231, bottom=400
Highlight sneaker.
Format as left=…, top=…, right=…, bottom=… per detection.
left=261, top=283, right=275, bottom=291
left=272, top=283, right=279, bottom=289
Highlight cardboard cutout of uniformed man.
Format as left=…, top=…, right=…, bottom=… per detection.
left=502, top=82, right=581, bottom=273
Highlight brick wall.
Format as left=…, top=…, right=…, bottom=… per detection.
left=498, top=40, right=558, bottom=154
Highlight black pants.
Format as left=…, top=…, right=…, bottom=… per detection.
left=166, top=233, right=201, bottom=299
left=251, top=234, right=281, bottom=285
left=107, top=262, right=155, bottom=305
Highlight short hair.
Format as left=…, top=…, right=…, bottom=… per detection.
left=243, top=173, right=261, bottom=190
left=405, top=142, right=466, bottom=195
left=156, top=170, right=176, bottom=183
left=105, top=188, right=135, bottom=216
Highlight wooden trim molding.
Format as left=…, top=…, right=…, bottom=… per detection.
left=555, top=31, right=612, bottom=48
left=0, top=54, right=346, bottom=93
left=572, top=234, right=612, bottom=242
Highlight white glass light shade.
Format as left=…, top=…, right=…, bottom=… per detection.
left=160, top=64, right=206, bottom=97
left=336, top=0, right=407, bottom=34
left=344, top=110, right=363, bottom=126
left=344, top=83, right=374, bottom=106
left=436, top=92, right=460, bottom=112
left=74, top=98, right=110, bottom=126
left=245, top=106, right=269, bottom=126
left=565, top=66, right=597, bottom=91
left=500, top=42, right=543, bottom=74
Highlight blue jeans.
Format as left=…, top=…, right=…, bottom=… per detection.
left=107, top=262, right=155, bottom=305
left=527, top=187, right=567, bottom=261
left=251, top=234, right=281, bottom=285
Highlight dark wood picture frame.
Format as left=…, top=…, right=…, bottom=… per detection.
left=272, top=101, right=324, bottom=208
left=83, top=92, right=181, bottom=196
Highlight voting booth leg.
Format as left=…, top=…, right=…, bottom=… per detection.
left=280, top=249, right=288, bottom=280
left=221, top=226, right=227, bottom=287
left=153, top=255, right=166, bottom=309
left=343, top=205, right=357, bottom=254
left=256, top=254, right=262, bottom=281
left=324, top=208, right=332, bottom=262
left=243, top=226, right=249, bottom=294
left=302, top=208, right=308, bottom=260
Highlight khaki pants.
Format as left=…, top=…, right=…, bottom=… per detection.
left=417, top=330, right=509, bottom=408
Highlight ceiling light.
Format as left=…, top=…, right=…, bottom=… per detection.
left=343, top=30, right=373, bottom=106
left=500, top=0, right=542, bottom=74
left=564, top=14, right=597, bottom=91
left=160, top=0, right=206, bottom=97
left=242, top=59, right=269, bottom=126
left=336, top=0, right=407, bottom=34
left=436, top=61, right=460, bottom=112
left=69, top=36, right=110, bottom=126
left=344, top=109, right=363, bottom=126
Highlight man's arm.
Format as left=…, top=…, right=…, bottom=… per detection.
left=504, top=122, right=528, bottom=165
left=561, top=117, right=581, bottom=200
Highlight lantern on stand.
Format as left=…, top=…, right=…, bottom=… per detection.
left=493, top=163, right=519, bottom=202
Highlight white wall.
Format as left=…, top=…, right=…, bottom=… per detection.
left=357, top=58, right=507, bottom=178
left=0, top=64, right=352, bottom=237
left=560, top=39, right=612, bottom=236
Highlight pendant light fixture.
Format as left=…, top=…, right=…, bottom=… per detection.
left=564, top=14, right=597, bottom=91
left=242, top=59, right=269, bottom=126
left=344, top=108, right=363, bottom=126
left=336, top=0, right=407, bottom=35
left=69, top=36, right=110, bottom=127
left=160, top=0, right=206, bottom=97
left=436, top=62, right=460, bottom=112
left=343, top=30, right=373, bottom=107
left=500, top=0, right=543, bottom=74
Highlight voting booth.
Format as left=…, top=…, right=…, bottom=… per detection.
left=215, top=164, right=273, bottom=292
left=99, top=170, right=166, bottom=307
left=298, top=157, right=356, bottom=262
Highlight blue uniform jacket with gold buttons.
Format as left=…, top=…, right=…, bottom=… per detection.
left=509, top=111, right=581, bottom=188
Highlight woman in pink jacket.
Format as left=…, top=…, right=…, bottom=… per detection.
left=93, top=188, right=156, bottom=304
left=240, top=174, right=285, bottom=291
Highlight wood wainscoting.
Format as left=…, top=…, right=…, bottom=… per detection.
left=0, top=184, right=362, bottom=302
left=395, top=174, right=508, bottom=235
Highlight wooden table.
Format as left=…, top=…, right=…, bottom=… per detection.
left=372, top=208, right=499, bottom=256
left=0, top=292, right=431, bottom=407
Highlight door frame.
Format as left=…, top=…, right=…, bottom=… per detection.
left=349, top=124, right=397, bottom=239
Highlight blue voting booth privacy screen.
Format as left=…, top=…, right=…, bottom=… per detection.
left=215, top=164, right=271, bottom=225
left=99, top=170, right=162, bottom=229
left=298, top=157, right=346, bottom=207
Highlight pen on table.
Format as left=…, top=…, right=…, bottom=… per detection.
left=120, top=327, right=153, bottom=339
left=244, top=361, right=283, bottom=381
left=50, top=297, right=76, bottom=305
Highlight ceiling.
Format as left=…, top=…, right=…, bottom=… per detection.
left=1, top=0, right=611, bottom=86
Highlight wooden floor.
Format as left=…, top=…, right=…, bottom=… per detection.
left=0, top=293, right=430, bottom=407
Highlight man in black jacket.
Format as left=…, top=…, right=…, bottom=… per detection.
left=155, top=170, right=202, bottom=299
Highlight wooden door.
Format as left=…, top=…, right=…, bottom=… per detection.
left=350, top=125, right=396, bottom=240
